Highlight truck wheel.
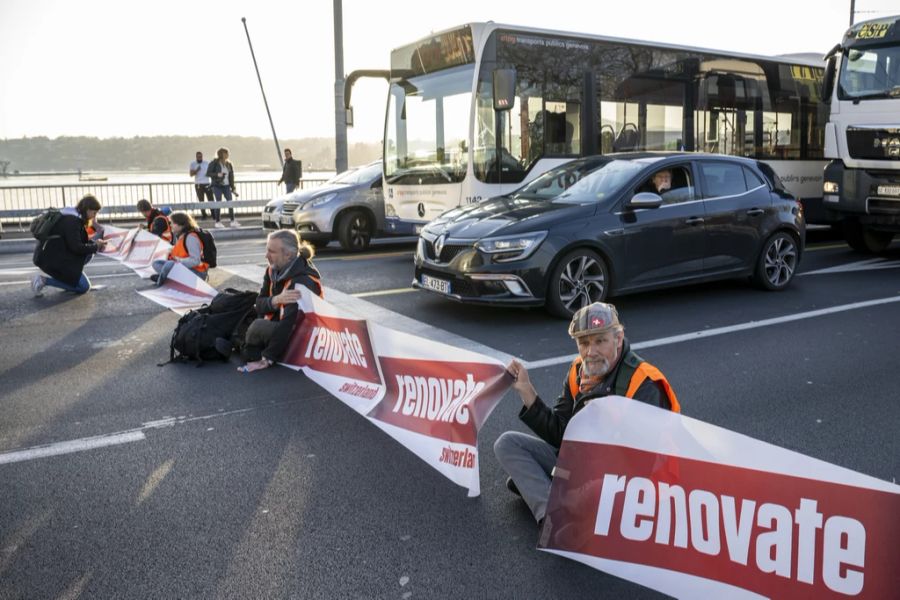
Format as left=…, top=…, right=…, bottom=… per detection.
left=844, top=222, right=894, bottom=254
left=337, top=210, right=372, bottom=251
left=753, top=231, right=799, bottom=291
left=545, top=249, right=609, bottom=318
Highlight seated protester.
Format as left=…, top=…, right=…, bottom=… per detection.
left=31, top=194, right=108, bottom=296
left=237, top=229, right=322, bottom=373
left=150, top=211, right=208, bottom=285
left=136, top=198, right=173, bottom=242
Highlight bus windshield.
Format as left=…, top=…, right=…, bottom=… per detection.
left=385, top=65, right=473, bottom=185
left=838, top=44, right=900, bottom=100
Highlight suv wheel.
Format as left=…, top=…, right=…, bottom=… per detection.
left=337, top=210, right=372, bottom=251
left=545, top=249, right=609, bottom=318
left=753, top=231, right=799, bottom=290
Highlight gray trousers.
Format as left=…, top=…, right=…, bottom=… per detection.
left=493, top=431, right=558, bottom=523
left=243, top=319, right=280, bottom=361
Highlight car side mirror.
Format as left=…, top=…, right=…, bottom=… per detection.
left=628, top=192, right=663, bottom=209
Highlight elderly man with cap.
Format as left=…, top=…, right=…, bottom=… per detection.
left=493, top=301, right=679, bottom=525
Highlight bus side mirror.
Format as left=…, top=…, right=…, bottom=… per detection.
left=492, top=69, right=517, bottom=111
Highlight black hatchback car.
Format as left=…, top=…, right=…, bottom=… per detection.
left=413, top=153, right=805, bottom=318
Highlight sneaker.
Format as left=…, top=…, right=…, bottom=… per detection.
left=149, top=274, right=159, bottom=283
left=215, top=221, right=226, bottom=229
left=30, top=274, right=46, bottom=297
left=230, top=219, right=241, bottom=228
left=506, top=477, right=522, bottom=498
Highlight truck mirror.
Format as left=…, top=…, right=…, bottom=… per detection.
left=492, top=69, right=516, bottom=112
left=346, top=107, right=354, bottom=127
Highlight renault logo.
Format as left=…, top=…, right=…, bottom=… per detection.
left=434, top=234, right=446, bottom=257
left=417, top=202, right=426, bottom=218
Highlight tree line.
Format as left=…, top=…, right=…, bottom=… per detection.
left=0, top=136, right=382, bottom=173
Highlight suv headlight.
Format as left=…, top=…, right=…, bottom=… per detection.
left=305, top=193, right=337, bottom=209
left=475, top=231, right=547, bottom=262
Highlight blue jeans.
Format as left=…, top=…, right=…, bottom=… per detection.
left=285, top=182, right=297, bottom=193
left=45, top=273, right=91, bottom=294
left=152, top=259, right=208, bottom=286
left=211, top=185, right=235, bottom=221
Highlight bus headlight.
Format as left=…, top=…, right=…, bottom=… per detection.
left=385, top=203, right=397, bottom=217
left=476, top=231, right=547, bottom=263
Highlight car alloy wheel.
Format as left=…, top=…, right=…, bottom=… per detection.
left=754, top=232, right=798, bottom=290
left=338, top=209, right=372, bottom=251
left=546, top=249, right=609, bottom=318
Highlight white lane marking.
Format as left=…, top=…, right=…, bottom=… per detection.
left=219, top=265, right=517, bottom=365
left=0, top=272, right=137, bottom=286
left=136, top=459, right=175, bottom=505
left=354, top=287, right=417, bottom=298
left=0, top=431, right=146, bottom=465
left=800, top=258, right=900, bottom=276
left=0, top=403, right=295, bottom=466
left=524, top=294, right=900, bottom=370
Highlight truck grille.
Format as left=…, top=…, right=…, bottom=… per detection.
left=847, top=128, right=900, bottom=160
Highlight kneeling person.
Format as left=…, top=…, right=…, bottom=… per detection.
left=238, top=230, right=322, bottom=373
left=493, top=302, right=679, bottom=525
left=150, top=211, right=208, bottom=284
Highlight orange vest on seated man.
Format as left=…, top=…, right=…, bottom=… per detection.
left=258, top=257, right=323, bottom=321
left=145, top=208, right=173, bottom=242
left=566, top=349, right=679, bottom=411
left=169, top=230, right=208, bottom=272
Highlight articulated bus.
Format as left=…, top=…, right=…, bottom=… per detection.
left=347, top=23, right=827, bottom=233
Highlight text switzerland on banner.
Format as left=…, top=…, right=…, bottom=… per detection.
left=538, top=397, right=900, bottom=599
left=280, top=287, right=511, bottom=497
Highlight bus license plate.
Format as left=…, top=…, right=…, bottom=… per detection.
left=876, top=185, right=900, bottom=197
left=421, top=274, right=450, bottom=294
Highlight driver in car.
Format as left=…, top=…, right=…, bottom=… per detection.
left=649, top=169, right=672, bottom=194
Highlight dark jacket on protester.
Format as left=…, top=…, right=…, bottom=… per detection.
left=32, top=208, right=100, bottom=287
left=254, top=256, right=323, bottom=362
left=280, top=158, right=302, bottom=185
left=145, top=208, right=171, bottom=240
left=206, top=159, right=235, bottom=191
left=520, top=339, right=673, bottom=448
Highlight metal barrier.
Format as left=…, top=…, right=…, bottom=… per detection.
left=0, top=178, right=328, bottom=230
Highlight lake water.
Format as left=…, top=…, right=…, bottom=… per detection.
left=0, top=170, right=337, bottom=187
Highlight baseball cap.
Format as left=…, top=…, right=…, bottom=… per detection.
left=568, top=302, right=622, bottom=338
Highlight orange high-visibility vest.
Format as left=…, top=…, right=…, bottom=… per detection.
left=169, top=231, right=208, bottom=272
left=567, top=354, right=680, bottom=413
left=262, top=266, right=324, bottom=320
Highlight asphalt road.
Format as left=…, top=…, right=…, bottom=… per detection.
left=0, top=232, right=898, bottom=599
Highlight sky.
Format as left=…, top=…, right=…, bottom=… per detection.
left=0, top=0, right=895, bottom=145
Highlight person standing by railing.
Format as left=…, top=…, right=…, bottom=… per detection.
left=189, top=151, right=214, bottom=221
left=277, top=148, right=303, bottom=193
left=206, top=147, right=240, bottom=229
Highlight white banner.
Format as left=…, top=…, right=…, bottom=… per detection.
left=539, top=397, right=900, bottom=599
left=279, top=287, right=511, bottom=496
left=135, top=262, right=217, bottom=314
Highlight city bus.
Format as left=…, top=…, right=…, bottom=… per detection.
left=346, top=23, right=827, bottom=233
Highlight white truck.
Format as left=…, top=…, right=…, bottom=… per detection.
left=822, top=15, right=900, bottom=253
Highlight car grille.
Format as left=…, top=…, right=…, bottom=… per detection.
left=847, top=128, right=900, bottom=161
left=282, top=201, right=299, bottom=215
left=423, top=240, right=471, bottom=263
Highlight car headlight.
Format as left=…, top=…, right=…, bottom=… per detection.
left=475, top=231, right=547, bottom=262
left=305, top=193, right=337, bottom=209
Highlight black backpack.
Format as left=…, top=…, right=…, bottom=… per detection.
left=163, top=288, right=258, bottom=365
left=196, top=228, right=218, bottom=268
left=30, top=207, right=62, bottom=241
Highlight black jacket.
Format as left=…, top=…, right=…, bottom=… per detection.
left=206, top=159, right=235, bottom=190
left=145, top=209, right=170, bottom=239
left=279, top=158, right=302, bottom=185
left=33, top=211, right=99, bottom=286
left=254, top=256, right=322, bottom=361
left=520, top=340, right=670, bottom=448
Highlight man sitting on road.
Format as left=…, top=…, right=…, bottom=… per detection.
left=236, top=229, right=323, bottom=373
left=136, top=199, right=172, bottom=242
left=493, top=302, right=680, bottom=525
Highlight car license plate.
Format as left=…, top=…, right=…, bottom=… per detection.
left=421, top=274, right=450, bottom=294
left=280, top=216, right=294, bottom=225
left=876, top=185, right=900, bottom=197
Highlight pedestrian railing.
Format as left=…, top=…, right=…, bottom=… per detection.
left=0, top=178, right=328, bottom=230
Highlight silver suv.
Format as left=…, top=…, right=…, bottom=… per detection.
left=286, top=161, right=386, bottom=250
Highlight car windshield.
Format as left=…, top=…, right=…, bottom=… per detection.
left=510, top=158, right=644, bottom=202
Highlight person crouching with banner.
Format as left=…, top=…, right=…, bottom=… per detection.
left=493, top=302, right=680, bottom=525
left=150, top=211, right=208, bottom=285
left=136, top=198, right=173, bottom=242
left=236, top=229, right=322, bottom=373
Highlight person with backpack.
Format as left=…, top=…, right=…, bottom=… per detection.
left=237, top=229, right=322, bottom=373
left=31, top=195, right=108, bottom=296
left=150, top=211, right=210, bottom=285
left=136, top=198, right=173, bottom=242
